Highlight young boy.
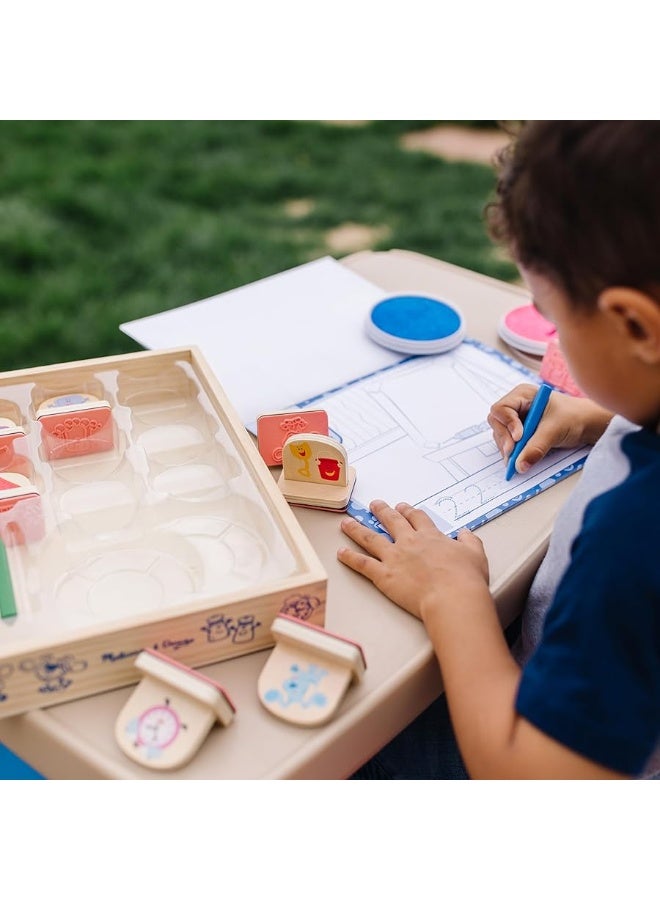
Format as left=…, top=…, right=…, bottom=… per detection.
left=338, top=121, right=660, bottom=779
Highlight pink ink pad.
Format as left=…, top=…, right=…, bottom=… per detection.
left=497, top=304, right=557, bottom=356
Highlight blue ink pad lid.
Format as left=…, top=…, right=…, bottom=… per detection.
left=366, top=294, right=466, bottom=354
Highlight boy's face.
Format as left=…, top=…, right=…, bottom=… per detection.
left=519, top=266, right=646, bottom=423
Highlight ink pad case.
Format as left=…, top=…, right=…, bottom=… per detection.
left=497, top=304, right=557, bottom=356
left=366, top=294, right=466, bottom=355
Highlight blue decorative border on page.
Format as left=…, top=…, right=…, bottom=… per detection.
left=344, top=451, right=586, bottom=539
left=294, top=337, right=547, bottom=414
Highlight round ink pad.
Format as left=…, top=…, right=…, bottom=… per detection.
left=497, top=304, right=557, bottom=356
left=366, top=294, right=466, bottom=355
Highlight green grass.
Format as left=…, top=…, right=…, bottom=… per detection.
left=0, top=121, right=516, bottom=370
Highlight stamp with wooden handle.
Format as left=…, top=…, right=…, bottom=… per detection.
left=258, top=614, right=366, bottom=726
left=277, top=433, right=356, bottom=511
left=115, top=649, right=236, bottom=770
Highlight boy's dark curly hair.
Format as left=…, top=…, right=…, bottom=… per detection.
left=486, top=121, right=660, bottom=310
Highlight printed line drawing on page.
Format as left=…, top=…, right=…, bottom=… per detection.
left=293, top=340, right=588, bottom=536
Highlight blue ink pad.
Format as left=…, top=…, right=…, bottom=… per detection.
left=366, top=294, right=466, bottom=354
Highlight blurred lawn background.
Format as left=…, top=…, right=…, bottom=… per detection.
left=0, top=118, right=516, bottom=778
left=0, top=120, right=517, bottom=371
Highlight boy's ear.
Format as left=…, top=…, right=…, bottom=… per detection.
left=598, top=287, right=660, bottom=364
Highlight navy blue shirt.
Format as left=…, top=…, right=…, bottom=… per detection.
left=516, top=425, right=660, bottom=775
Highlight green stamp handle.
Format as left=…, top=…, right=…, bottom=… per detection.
left=0, top=539, right=17, bottom=618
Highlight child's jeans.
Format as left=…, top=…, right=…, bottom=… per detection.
left=349, top=692, right=468, bottom=780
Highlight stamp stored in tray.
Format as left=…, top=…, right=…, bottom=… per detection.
left=0, top=347, right=326, bottom=718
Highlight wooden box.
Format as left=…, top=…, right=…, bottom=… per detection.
left=0, top=348, right=327, bottom=719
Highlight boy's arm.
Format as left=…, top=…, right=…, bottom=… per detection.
left=419, top=567, right=626, bottom=779
left=339, top=501, right=627, bottom=780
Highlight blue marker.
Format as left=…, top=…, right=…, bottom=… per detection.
left=505, top=383, right=553, bottom=481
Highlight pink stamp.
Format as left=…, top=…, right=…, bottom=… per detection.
left=0, top=473, right=45, bottom=545
left=36, top=393, right=114, bottom=460
left=0, top=417, right=30, bottom=476
left=540, top=339, right=585, bottom=397
left=256, top=409, right=329, bottom=466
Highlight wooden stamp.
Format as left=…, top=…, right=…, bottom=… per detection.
left=0, top=417, right=30, bottom=478
left=0, top=473, right=44, bottom=545
left=115, top=648, right=235, bottom=770
left=277, top=432, right=356, bottom=511
left=257, top=613, right=366, bottom=726
left=0, top=417, right=26, bottom=465
left=36, top=392, right=114, bottom=459
left=256, top=409, right=329, bottom=466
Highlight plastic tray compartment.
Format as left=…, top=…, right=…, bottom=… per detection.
left=0, top=347, right=327, bottom=718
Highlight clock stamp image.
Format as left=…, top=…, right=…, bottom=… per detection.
left=115, top=648, right=235, bottom=770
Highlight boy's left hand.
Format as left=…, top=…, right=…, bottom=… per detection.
left=338, top=500, right=490, bottom=620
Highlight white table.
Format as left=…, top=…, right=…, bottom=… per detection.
left=0, top=250, right=577, bottom=779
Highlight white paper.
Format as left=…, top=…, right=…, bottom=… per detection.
left=120, top=257, right=402, bottom=427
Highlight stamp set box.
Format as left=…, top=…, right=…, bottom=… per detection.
left=0, top=347, right=327, bottom=719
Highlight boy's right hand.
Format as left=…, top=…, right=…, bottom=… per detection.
left=487, top=384, right=613, bottom=474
